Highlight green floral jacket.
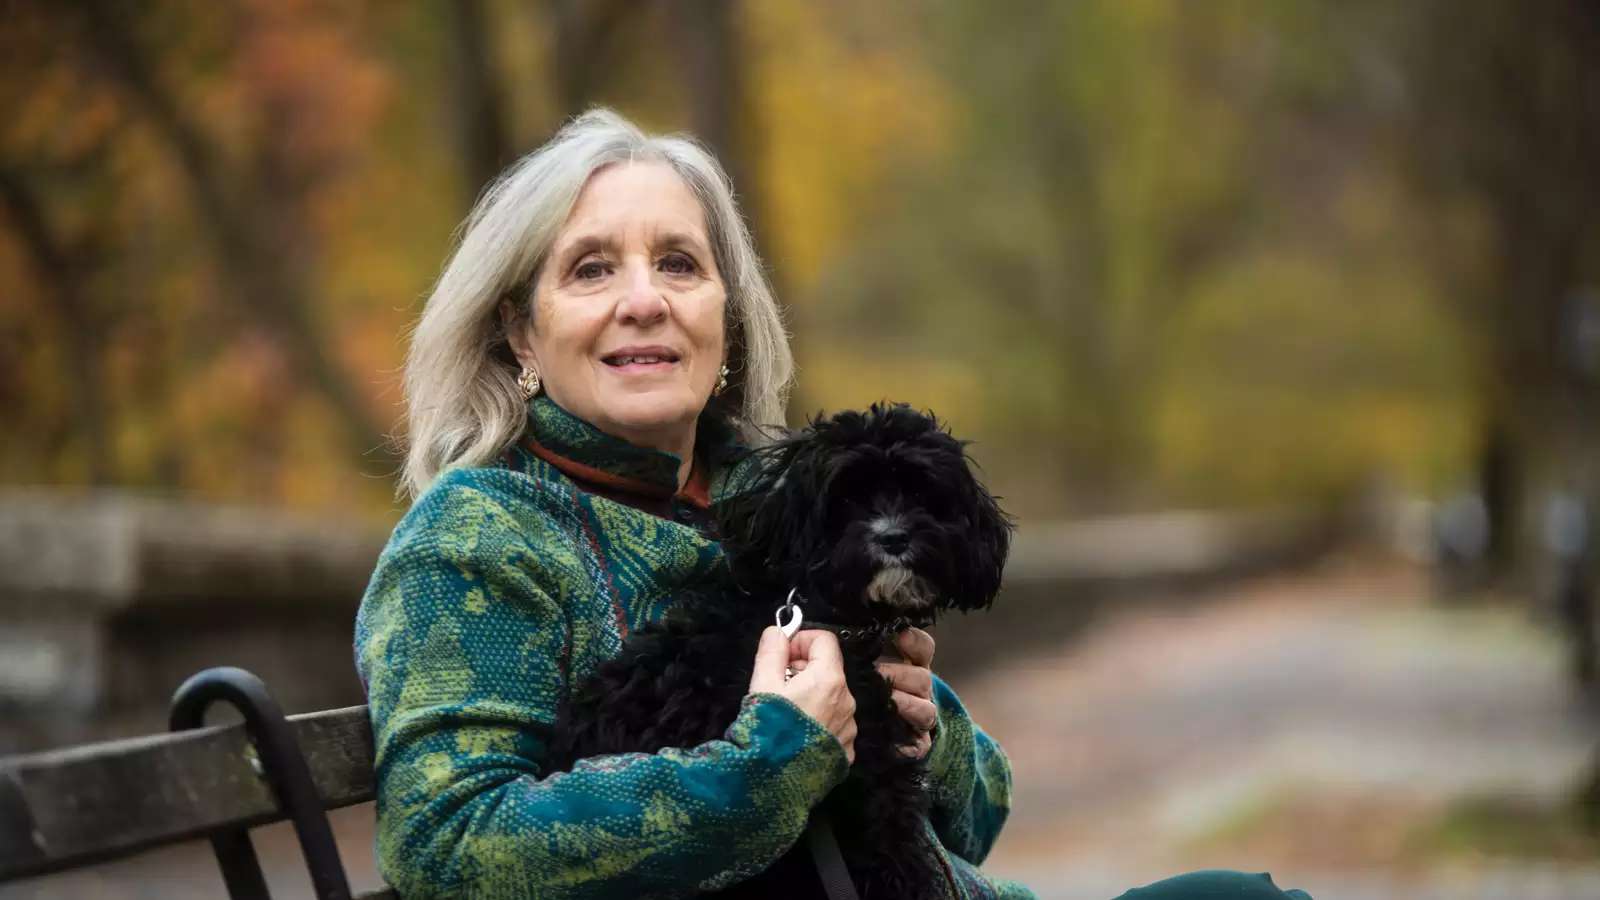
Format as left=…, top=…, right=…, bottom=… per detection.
left=354, top=397, right=1034, bottom=899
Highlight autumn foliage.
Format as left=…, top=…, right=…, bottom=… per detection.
left=1, top=1, right=1593, bottom=530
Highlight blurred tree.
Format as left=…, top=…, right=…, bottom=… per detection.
left=441, top=0, right=762, bottom=267
left=0, top=0, right=1495, bottom=523
left=0, top=165, right=115, bottom=484
left=0, top=0, right=406, bottom=510
left=1399, top=0, right=1600, bottom=574
left=0, top=4, right=146, bottom=486
left=549, top=0, right=632, bottom=123
left=69, top=0, right=393, bottom=466
left=799, top=0, right=1472, bottom=514
left=0, top=0, right=783, bottom=511
left=443, top=0, right=514, bottom=196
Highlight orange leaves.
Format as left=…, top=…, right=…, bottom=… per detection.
left=229, top=0, right=393, bottom=189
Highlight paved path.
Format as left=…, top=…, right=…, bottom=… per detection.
left=962, top=561, right=1600, bottom=899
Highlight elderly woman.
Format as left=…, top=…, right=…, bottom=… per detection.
left=356, top=110, right=1311, bottom=900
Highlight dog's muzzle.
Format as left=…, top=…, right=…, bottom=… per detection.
left=864, top=565, right=937, bottom=610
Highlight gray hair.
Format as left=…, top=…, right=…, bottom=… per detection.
left=399, top=108, right=793, bottom=500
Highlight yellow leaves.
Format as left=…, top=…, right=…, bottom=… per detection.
left=795, top=346, right=983, bottom=428
left=745, top=0, right=954, bottom=293
left=1152, top=247, right=1473, bottom=505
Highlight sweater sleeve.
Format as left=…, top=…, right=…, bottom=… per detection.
left=922, top=673, right=1015, bottom=866
left=354, top=479, right=850, bottom=899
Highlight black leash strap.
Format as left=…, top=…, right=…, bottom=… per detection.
left=805, top=814, right=861, bottom=900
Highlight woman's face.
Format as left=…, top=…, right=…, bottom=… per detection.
left=506, top=161, right=726, bottom=457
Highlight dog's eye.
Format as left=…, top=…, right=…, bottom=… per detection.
left=829, top=492, right=869, bottom=525
left=895, top=474, right=934, bottom=505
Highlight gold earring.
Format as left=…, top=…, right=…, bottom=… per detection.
left=517, top=367, right=541, bottom=399
left=714, top=364, right=729, bottom=396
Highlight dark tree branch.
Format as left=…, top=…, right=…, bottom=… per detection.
left=445, top=0, right=515, bottom=200
left=1400, top=0, right=1600, bottom=575
left=674, top=0, right=740, bottom=171
left=70, top=0, right=395, bottom=469
left=0, top=166, right=113, bottom=483
left=548, top=0, right=635, bottom=118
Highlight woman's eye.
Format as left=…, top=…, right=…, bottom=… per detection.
left=574, top=259, right=609, bottom=280
left=659, top=253, right=696, bottom=275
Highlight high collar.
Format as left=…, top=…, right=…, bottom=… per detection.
left=519, top=395, right=751, bottom=509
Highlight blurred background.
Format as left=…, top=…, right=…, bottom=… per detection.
left=2, top=0, right=1598, bottom=897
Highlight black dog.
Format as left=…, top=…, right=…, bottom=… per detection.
left=546, top=404, right=1013, bottom=898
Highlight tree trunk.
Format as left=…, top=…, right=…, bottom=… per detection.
left=444, top=0, right=515, bottom=203
left=0, top=168, right=113, bottom=484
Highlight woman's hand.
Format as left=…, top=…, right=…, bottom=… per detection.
left=749, top=626, right=857, bottom=763
left=876, top=627, right=938, bottom=759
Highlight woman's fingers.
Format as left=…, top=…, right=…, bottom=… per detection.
left=828, top=719, right=856, bottom=765
left=747, top=626, right=791, bottom=694
left=895, top=627, right=935, bottom=668
left=876, top=660, right=933, bottom=700
left=876, top=626, right=936, bottom=758
left=749, top=629, right=857, bottom=763
left=892, top=689, right=939, bottom=733
left=890, top=688, right=936, bottom=760
left=788, top=627, right=845, bottom=666
left=899, top=731, right=933, bottom=759
left=749, top=628, right=938, bottom=766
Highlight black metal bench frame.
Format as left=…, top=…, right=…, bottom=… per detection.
left=0, top=667, right=391, bottom=900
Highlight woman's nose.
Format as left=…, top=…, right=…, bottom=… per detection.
left=615, top=260, right=668, bottom=325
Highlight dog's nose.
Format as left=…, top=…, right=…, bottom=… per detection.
left=878, top=529, right=910, bottom=556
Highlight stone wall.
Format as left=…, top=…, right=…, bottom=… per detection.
left=0, top=490, right=386, bottom=753
left=0, top=489, right=1347, bottom=754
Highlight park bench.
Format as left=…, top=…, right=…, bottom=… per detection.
left=0, top=667, right=393, bottom=900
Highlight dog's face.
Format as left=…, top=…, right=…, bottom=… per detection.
left=726, top=404, right=1012, bottom=625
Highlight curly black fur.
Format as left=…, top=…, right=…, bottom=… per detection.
left=546, top=404, right=1014, bottom=899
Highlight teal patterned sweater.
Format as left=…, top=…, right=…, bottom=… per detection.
left=355, top=397, right=1033, bottom=899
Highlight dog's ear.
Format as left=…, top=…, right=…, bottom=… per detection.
left=953, top=458, right=1014, bottom=611
left=892, top=408, right=1013, bottom=611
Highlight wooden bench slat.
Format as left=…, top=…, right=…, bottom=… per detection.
left=0, top=705, right=375, bottom=881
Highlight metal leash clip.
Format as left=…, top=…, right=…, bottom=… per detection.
left=777, top=588, right=804, bottom=680
left=776, top=587, right=805, bottom=639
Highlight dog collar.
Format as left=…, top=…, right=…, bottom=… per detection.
left=802, top=618, right=920, bottom=646
left=776, top=589, right=930, bottom=646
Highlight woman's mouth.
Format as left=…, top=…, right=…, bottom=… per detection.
left=601, top=348, right=681, bottom=371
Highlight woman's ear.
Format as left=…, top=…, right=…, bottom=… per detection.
left=499, top=297, right=538, bottom=370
